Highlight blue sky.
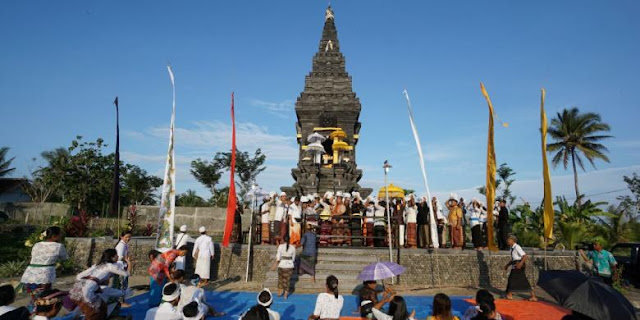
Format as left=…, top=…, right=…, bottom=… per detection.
left=1, top=0, right=639, bottom=205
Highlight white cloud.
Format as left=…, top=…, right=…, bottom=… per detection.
left=249, top=99, right=294, bottom=118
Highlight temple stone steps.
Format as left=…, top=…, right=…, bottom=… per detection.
left=262, top=248, right=380, bottom=292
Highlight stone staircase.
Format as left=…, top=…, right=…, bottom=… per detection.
left=262, top=247, right=380, bottom=293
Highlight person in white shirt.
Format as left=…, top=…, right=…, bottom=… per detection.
left=113, top=230, right=132, bottom=306
left=193, top=226, right=215, bottom=286
left=174, top=225, right=192, bottom=271
left=504, top=235, right=537, bottom=301
left=364, top=198, right=375, bottom=247
left=371, top=291, right=416, bottom=320
left=309, top=275, right=344, bottom=320
left=0, top=284, right=29, bottom=320
left=144, top=283, right=182, bottom=320
left=274, top=192, right=288, bottom=244
left=274, top=234, right=296, bottom=299
left=257, top=288, right=280, bottom=320
left=373, top=200, right=387, bottom=247
left=467, top=199, right=484, bottom=250
left=69, top=249, right=131, bottom=319
left=289, top=197, right=302, bottom=246
left=432, top=197, right=447, bottom=247
left=261, top=196, right=271, bottom=244
left=172, top=270, right=225, bottom=317
left=405, top=195, right=418, bottom=249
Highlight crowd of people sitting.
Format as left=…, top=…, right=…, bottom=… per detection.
left=257, top=190, right=514, bottom=251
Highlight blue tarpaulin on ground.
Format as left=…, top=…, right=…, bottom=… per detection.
left=58, top=291, right=472, bottom=319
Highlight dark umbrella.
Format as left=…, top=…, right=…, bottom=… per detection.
left=538, top=270, right=637, bottom=320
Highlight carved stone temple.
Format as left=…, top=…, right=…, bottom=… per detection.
left=281, top=6, right=372, bottom=198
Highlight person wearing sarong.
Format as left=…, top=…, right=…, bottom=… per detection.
left=70, top=249, right=131, bottom=320
left=374, top=200, right=387, bottom=247
left=299, top=223, right=318, bottom=283
left=231, top=205, right=243, bottom=243
left=112, top=230, right=132, bottom=307
left=268, top=192, right=277, bottom=245
left=274, top=235, right=296, bottom=299
left=174, top=225, right=191, bottom=271
left=392, top=198, right=405, bottom=248
left=20, top=226, right=68, bottom=313
left=504, top=235, right=537, bottom=301
left=433, top=197, right=447, bottom=247
left=193, top=227, right=215, bottom=286
left=405, top=195, right=418, bottom=249
left=274, top=192, right=288, bottom=245
left=261, top=196, right=271, bottom=244
left=467, top=199, right=484, bottom=250
left=447, top=194, right=463, bottom=249
left=417, top=197, right=431, bottom=248
left=331, top=192, right=348, bottom=246
left=318, top=192, right=333, bottom=247
left=148, top=247, right=187, bottom=307
left=364, top=198, right=376, bottom=247
left=289, top=197, right=302, bottom=246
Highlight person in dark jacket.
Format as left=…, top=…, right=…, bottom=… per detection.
left=496, top=199, right=510, bottom=250
left=416, top=197, right=431, bottom=248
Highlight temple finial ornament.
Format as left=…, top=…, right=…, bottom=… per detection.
left=325, top=5, right=334, bottom=21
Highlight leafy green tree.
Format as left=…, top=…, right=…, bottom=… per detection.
left=617, top=173, right=639, bottom=219
left=212, top=148, right=267, bottom=202
left=190, top=158, right=223, bottom=198
left=209, top=186, right=229, bottom=207
left=476, top=163, right=515, bottom=206
left=121, top=164, right=163, bottom=205
left=0, top=147, right=16, bottom=177
left=547, top=108, right=612, bottom=206
left=176, top=189, right=206, bottom=207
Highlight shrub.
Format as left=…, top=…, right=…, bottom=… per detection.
left=0, top=260, right=27, bottom=278
left=65, top=210, right=91, bottom=237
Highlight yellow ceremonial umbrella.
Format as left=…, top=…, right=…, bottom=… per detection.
left=378, top=184, right=405, bottom=199
left=332, top=141, right=350, bottom=150
left=329, top=129, right=347, bottom=140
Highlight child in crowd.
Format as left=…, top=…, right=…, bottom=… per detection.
left=182, top=301, right=206, bottom=320
left=148, top=246, right=188, bottom=308
left=462, top=289, right=502, bottom=320
left=172, top=270, right=225, bottom=317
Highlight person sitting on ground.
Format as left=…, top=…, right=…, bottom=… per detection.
left=308, top=275, right=344, bottom=320
left=182, top=301, right=206, bottom=320
left=241, top=304, right=270, bottom=320
left=172, top=270, right=225, bottom=317
left=148, top=246, right=188, bottom=308
left=33, top=289, right=65, bottom=320
left=144, top=283, right=182, bottom=320
left=462, top=289, right=502, bottom=320
left=427, top=293, right=460, bottom=320
left=0, top=284, right=29, bottom=320
left=257, top=288, right=280, bottom=320
left=371, top=290, right=416, bottom=320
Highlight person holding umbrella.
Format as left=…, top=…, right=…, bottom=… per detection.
left=578, top=238, right=618, bottom=285
left=503, top=235, right=537, bottom=301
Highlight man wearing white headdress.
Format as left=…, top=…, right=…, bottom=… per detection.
left=405, top=195, right=418, bottom=249
left=447, top=193, right=463, bottom=249
left=193, top=227, right=214, bottom=285
left=274, top=192, right=288, bottom=245
left=174, top=225, right=191, bottom=271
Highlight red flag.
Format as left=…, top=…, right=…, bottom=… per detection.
left=222, top=92, right=237, bottom=247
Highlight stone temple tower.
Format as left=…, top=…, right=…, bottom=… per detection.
left=281, top=6, right=372, bottom=198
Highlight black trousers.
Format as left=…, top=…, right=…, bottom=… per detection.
left=374, top=226, right=386, bottom=247
left=498, top=224, right=509, bottom=249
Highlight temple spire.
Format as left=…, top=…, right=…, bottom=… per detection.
left=319, top=5, right=339, bottom=52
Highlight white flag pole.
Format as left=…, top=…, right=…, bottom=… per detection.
left=403, top=89, right=439, bottom=249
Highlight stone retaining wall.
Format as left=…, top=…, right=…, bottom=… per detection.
left=65, top=238, right=576, bottom=289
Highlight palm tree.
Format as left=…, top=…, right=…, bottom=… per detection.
left=0, top=147, right=15, bottom=177
left=547, top=107, right=612, bottom=205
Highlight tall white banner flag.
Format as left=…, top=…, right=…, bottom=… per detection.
left=155, top=65, right=177, bottom=251
left=403, top=89, right=439, bottom=248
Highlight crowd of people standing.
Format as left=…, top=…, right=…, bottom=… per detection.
left=255, top=190, right=515, bottom=251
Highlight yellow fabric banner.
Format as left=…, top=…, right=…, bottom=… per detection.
left=480, top=83, right=497, bottom=250
left=541, top=88, right=554, bottom=242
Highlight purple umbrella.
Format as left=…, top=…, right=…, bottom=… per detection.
left=358, top=261, right=406, bottom=281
